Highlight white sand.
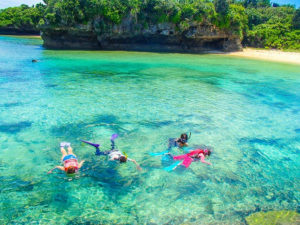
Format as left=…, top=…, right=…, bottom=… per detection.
left=227, top=48, right=300, bottom=65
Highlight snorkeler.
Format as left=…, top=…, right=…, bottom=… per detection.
left=81, top=134, right=142, bottom=171
left=47, top=142, right=85, bottom=174
left=150, top=133, right=191, bottom=156
left=168, top=133, right=190, bottom=149
left=164, top=149, right=212, bottom=171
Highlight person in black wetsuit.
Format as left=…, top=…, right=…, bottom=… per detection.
left=168, top=133, right=189, bottom=149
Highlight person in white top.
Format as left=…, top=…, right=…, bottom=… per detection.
left=81, top=134, right=142, bottom=171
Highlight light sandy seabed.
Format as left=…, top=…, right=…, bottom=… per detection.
left=226, top=48, right=300, bottom=65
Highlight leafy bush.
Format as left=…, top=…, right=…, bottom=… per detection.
left=0, top=4, right=45, bottom=32
left=244, top=5, right=299, bottom=50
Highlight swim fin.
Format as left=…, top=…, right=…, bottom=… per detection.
left=111, top=133, right=118, bottom=141
left=81, top=140, right=100, bottom=148
left=81, top=140, right=101, bottom=156
left=163, top=161, right=181, bottom=172
left=60, top=142, right=71, bottom=148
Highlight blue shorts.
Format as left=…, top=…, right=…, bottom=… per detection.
left=63, top=154, right=77, bottom=161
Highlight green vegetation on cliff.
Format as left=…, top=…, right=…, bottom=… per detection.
left=244, top=4, right=300, bottom=49
left=41, top=0, right=248, bottom=38
left=0, top=0, right=299, bottom=50
left=0, top=4, right=45, bottom=34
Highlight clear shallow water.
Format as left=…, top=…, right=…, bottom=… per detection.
left=0, top=35, right=299, bottom=224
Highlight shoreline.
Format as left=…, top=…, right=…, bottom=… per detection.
left=1, top=34, right=299, bottom=64
left=225, top=48, right=300, bottom=65
left=0, top=34, right=41, bottom=38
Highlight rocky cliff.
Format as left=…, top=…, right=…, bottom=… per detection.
left=41, top=17, right=242, bottom=52
left=0, top=27, right=40, bottom=35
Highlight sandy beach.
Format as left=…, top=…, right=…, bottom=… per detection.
left=227, top=48, right=300, bottom=65
left=4, top=34, right=41, bottom=38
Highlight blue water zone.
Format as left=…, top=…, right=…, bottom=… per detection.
left=0, top=35, right=299, bottom=224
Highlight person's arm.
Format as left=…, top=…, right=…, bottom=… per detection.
left=200, top=154, right=212, bottom=165
left=78, top=160, right=85, bottom=169
left=128, top=158, right=142, bottom=171
left=47, top=166, right=64, bottom=174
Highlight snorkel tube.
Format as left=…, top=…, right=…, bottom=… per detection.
left=81, top=140, right=101, bottom=156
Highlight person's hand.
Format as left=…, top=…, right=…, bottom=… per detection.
left=47, top=170, right=52, bottom=174
left=78, top=160, right=86, bottom=169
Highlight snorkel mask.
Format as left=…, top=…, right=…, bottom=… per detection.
left=178, top=132, right=191, bottom=144
left=178, top=138, right=187, bottom=144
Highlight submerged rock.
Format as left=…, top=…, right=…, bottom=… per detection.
left=245, top=210, right=300, bottom=225
left=0, top=121, right=32, bottom=134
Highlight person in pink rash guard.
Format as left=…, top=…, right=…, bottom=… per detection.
left=172, top=149, right=212, bottom=169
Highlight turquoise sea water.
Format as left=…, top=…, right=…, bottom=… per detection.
left=0, top=35, right=299, bottom=224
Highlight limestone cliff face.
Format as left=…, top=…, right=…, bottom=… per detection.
left=41, top=17, right=242, bottom=52
left=0, top=27, right=40, bottom=35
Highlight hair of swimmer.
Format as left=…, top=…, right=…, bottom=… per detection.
left=66, top=166, right=76, bottom=174
left=181, top=133, right=188, bottom=140
left=205, top=149, right=211, bottom=156
left=178, top=133, right=189, bottom=144
left=119, top=156, right=127, bottom=163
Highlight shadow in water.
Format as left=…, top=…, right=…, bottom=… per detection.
left=44, top=84, right=58, bottom=88
left=50, top=113, right=130, bottom=140
left=0, top=121, right=32, bottom=134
